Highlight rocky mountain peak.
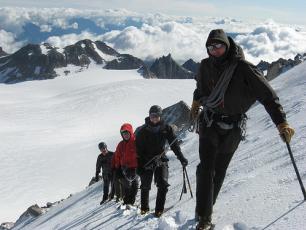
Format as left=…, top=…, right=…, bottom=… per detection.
left=150, top=54, right=194, bottom=79
left=0, top=47, right=7, bottom=57
left=182, top=59, right=200, bottom=74
left=260, top=53, right=306, bottom=80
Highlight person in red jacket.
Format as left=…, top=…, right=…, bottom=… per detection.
left=113, top=123, right=139, bottom=207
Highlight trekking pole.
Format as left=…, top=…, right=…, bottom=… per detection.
left=184, top=167, right=193, bottom=198
left=284, top=139, right=306, bottom=200
left=179, top=167, right=187, bottom=201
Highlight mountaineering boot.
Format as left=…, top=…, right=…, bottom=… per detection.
left=196, top=216, right=214, bottom=230
left=115, top=196, right=122, bottom=203
left=154, top=210, right=163, bottom=218
left=140, top=208, right=150, bottom=215
left=100, top=195, right=108, bottom=205
left=140, top=189, right=150, bottom=214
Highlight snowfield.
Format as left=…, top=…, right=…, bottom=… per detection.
left=1, top=62, right=306, bottom=229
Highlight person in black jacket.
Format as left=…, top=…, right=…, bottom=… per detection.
left=136, top=105, right=188, bottom=217
left=95, top=142, right=114, bottom=205
left=190, top=29, right=295, bottom=230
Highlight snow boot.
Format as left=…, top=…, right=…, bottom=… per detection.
left=140, top=189, right=150, bottom=213
left=140, top=208, right=150, bottom=215
left=100, top=195, right=108, bottom=205
left=196, top=216, right=214, bottom=230
left=100, top=199, right=107, bottom=205
left=154, top=210, right=163, bottom=218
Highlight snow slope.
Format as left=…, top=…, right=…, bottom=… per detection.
left=0, top=66, right=194, bottom=223
left=2, top=62, right=306, bottom=229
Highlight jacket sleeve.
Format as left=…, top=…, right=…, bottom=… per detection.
left=135, top=128, right=145, bottom=168
left=111, top=153, right=116, bottom=169
left=113, top=143, right=122, bottom=169
left=166, top=125, right=184, bottom=159
left=95, top=155, right=102, bottom=178
left=242, top=61, right=286, bottom=125
left=193, top=60, right=210, bottom=102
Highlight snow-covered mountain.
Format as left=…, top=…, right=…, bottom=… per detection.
left=0, top=39, right=158, bottom=83
left=2, top=39, right=304, bottom=85
left=1, top=57, right=305, bottom=229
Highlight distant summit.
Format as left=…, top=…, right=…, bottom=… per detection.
left=0, top=40, right=155, bottom=83
left=150, top=54, right=194, bottom=79
left=182, top=59, right=200, bottom=75
left=260, top=54, right=306, bottom=80
left=0, top=47, right=7, bottom=57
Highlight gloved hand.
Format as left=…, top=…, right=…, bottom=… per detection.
left=277, top=122, right=295, bottom=143
left=178, top=154, right=188, bottom=167
left=136, top=167, right=145, bottom=176
left=95, top=176, right=99, bottom=182
left=189, top=100, right=201, bottom=121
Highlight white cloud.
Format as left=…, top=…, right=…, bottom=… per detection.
left=101, top=22, right=206, bottom=62
left=235, top=21, right=306, bottom=64
left=0, top=29, right=24, bottom=53
left=1, top=7, right=306, bottom=64
left=45, top=31, right=104, bottom=49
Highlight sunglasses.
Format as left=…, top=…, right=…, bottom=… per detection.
left=207, top=43, right=224, bottom=52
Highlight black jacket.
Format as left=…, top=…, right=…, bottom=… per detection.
left=194, top=35, right=286, bottom=126
left=96, top=151, right=114, bottom=178
left=136, top=117, right=184, bottom=168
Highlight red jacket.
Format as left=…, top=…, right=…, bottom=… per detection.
left=112, top=123, right=138, bottom=169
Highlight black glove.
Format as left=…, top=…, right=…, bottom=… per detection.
left=136, top=167, right=144, bottom=176
left=95, top=175, right=99, bottom=182
left=178, top=154, right=188, bottom=167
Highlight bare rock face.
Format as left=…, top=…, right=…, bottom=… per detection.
left=257, top=53, right=306, bottom=80
left=105, top=54, right=143, bottom=70
left=137, top=65, right=157, bottom=79
left=13, top=204, right=44, bottom=229
left=0, top=47, right=7, bottom=57
left=256, top=60, right=270, bottom=73
left=0, top=43, right=64, bottom=83
left=0, top=40, right=154, bottom=83
left=0, top=222, right=14, bottom=230
left=64, top=39, right=103, bottom=66
left=162, top=100, right=191, bottom=134
left=150, top=54, right=194, bottom=79
left=182, top=58, right=200, bottom=76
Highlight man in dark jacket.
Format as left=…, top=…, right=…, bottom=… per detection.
left=136, top=105, right=188, bottom=217
left=190, top=29, right=295, bottom=230
left=95, top=142, right=114, bottom=205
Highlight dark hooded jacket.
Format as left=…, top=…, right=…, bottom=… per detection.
left=193, top=29, right=286, bottom=125
left=136, top=117, right=184, bottom=168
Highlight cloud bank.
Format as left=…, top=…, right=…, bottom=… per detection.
left=1, top=7, right=306, bottom=64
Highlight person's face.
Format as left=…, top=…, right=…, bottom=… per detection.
left=207, top=43, right=226, bottom=57
left=149, top=114, right=161, bottom=124
left=121, top=130, right=131, bottom=141
left=100, top=147, right=108, bottom=155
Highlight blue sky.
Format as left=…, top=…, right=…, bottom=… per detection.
left=1, top=0, right=305, bottom=25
